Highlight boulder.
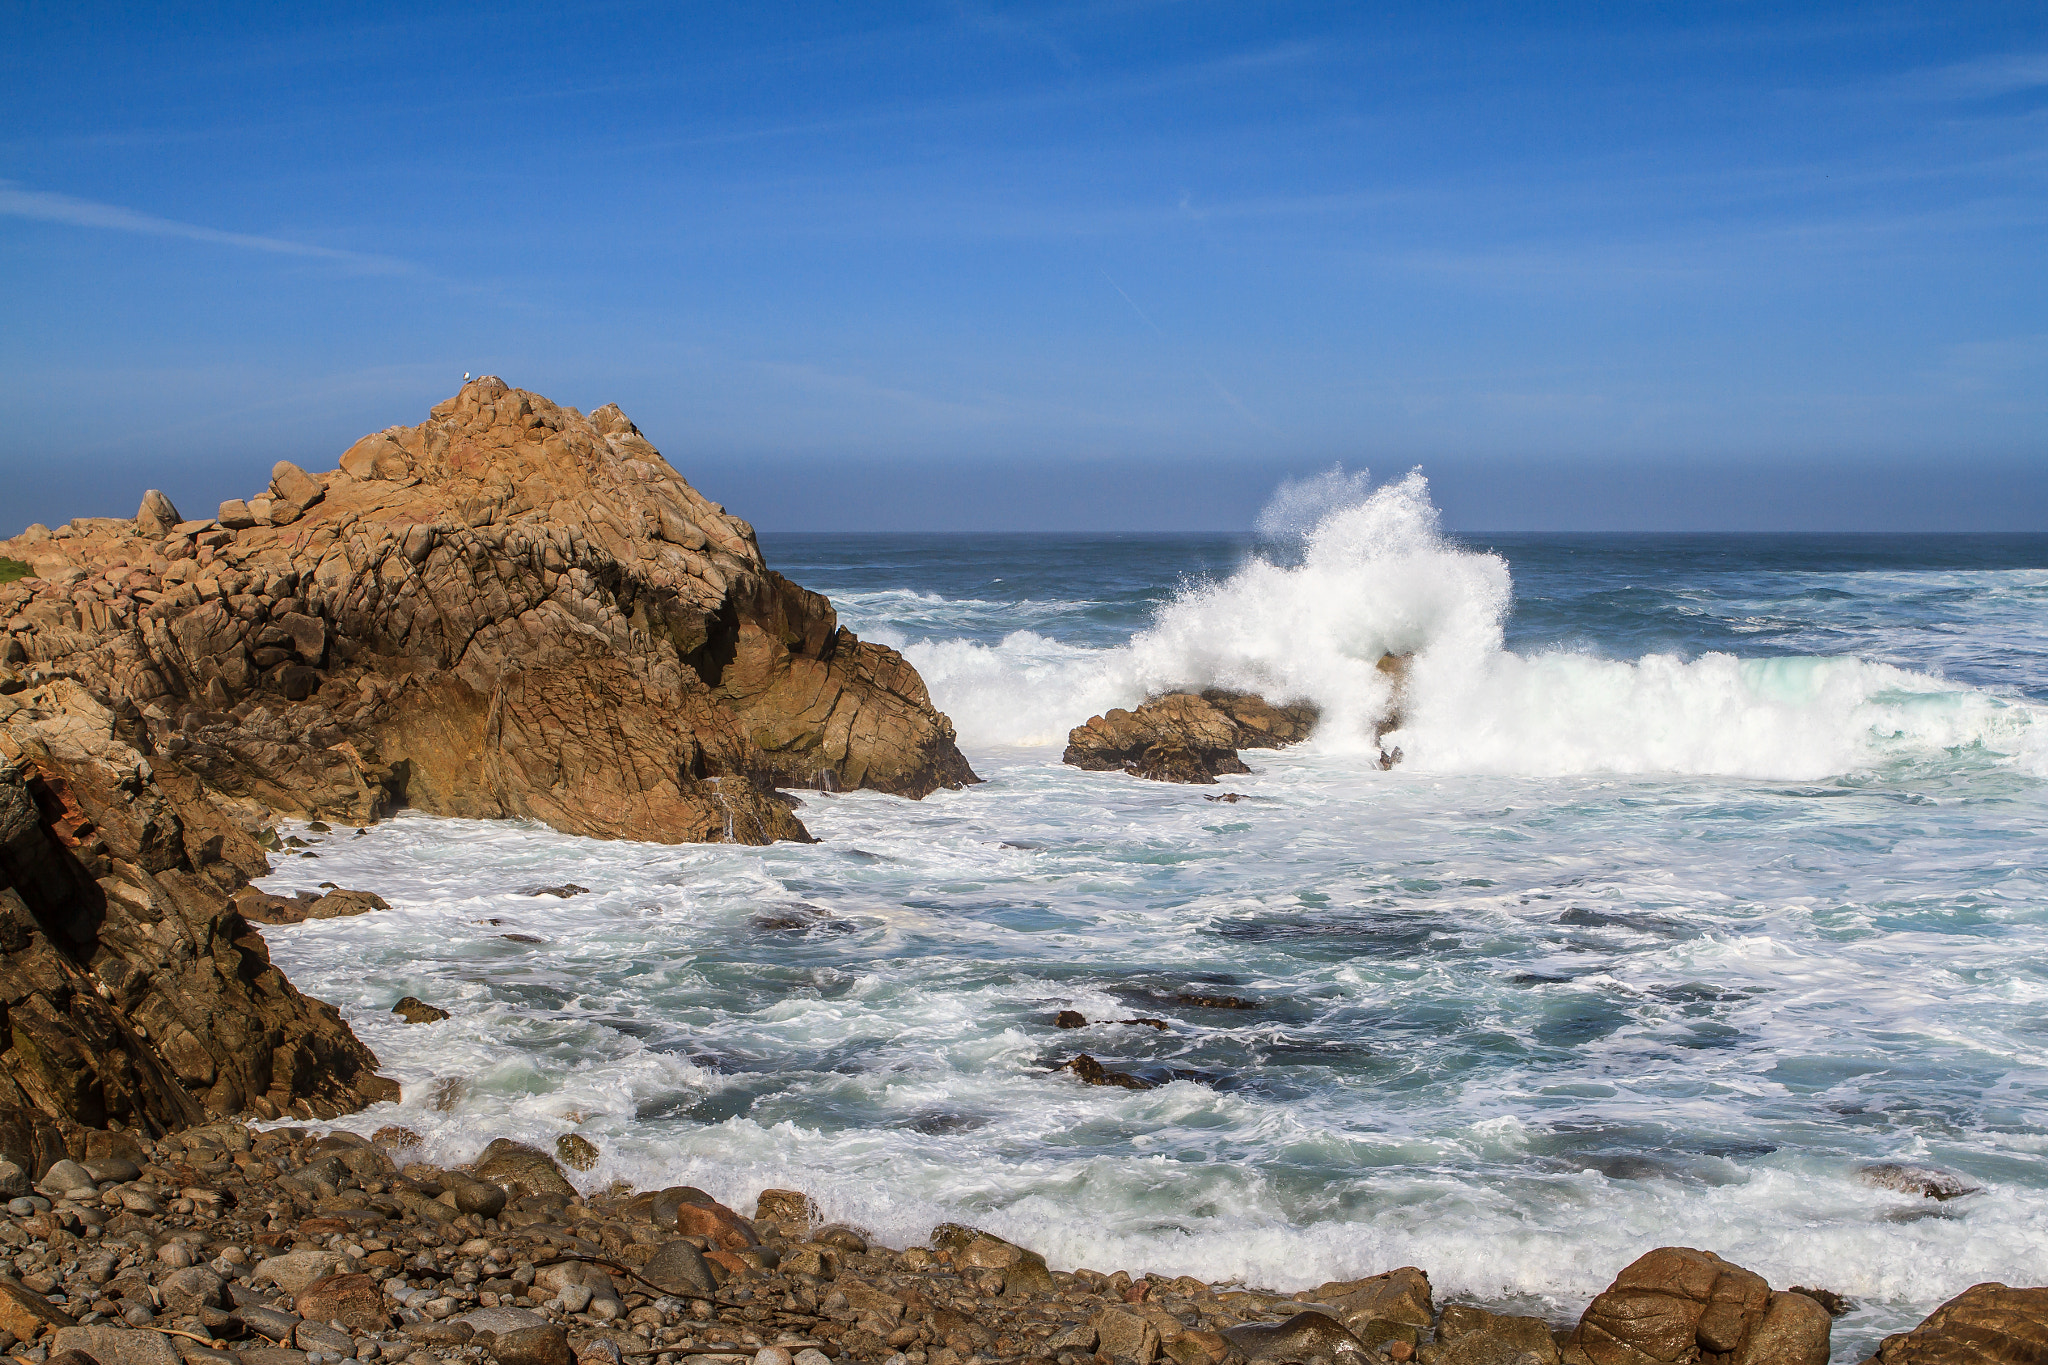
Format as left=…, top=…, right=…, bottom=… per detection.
left=251, top=1250, right=345, bottom=1296
left=0, top=377, right=977, bottom=846
left=641, top=1241, right=719, bottom=1296
left=135, top=492, right=182, bottom=538
left=1563, top=1248, right=1829, bottom=1365
left=1224, top=1311, right=1374, bottom=1363
left=1063, top=690, right=1320, bottom=784
left=267, top=462, right=325, bottom=523
left=473, top=1139, right=577, bottom=1200
left=1315, top=1266, right=1434, bottom=1348
left=0, top=1276, right=77, bottom=1339
left=486, top=1324, right=573, bottom=1365
left=51, top=1327, right=181, bottom=1365
left=928, top=1225, right=1057, bottom=1296
left=1862, top=1283, right=2048, bottom=1365
left=1097, top=1306, right=1162, bottom=1364
left=1435, top=1305, right=1560, bottom=1365
left=631, top=1186, right=760, bottom=1251
left=754, top=1189, right=817, bottom=1229
left=156, top=1266, right=228, bottom=1315
left=294, top=1272, right=387, bottom=1332
left=392, top=997, right=450, bottom=1024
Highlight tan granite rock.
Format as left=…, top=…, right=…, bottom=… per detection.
left=0, top=377, right=975, bottom=845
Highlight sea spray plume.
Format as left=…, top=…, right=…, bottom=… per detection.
left=1253, top=465, right=1378, bottom=545
left=1124, top=469, right=1512, bottom=752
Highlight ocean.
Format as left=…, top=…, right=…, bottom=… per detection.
left=255, top=476, right=2048, bottom=1359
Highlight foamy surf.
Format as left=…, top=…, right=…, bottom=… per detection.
left=880, top=471, right=2044, bottom=779
left=251, top=498, right=2046, bottom=1365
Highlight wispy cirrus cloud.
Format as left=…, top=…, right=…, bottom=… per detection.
left=0, top=180, right=411, bottom=273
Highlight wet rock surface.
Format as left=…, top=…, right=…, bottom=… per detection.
left=0, top=377, right=976, bottom=849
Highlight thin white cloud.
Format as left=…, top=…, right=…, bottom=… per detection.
left=0, top=181, right=411, bottom=272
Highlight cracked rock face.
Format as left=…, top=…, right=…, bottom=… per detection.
left=0, top=681, right=395, bottom=1136
left=1, top=377, right=976, bottom=846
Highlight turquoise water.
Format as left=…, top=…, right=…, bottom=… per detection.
left=259, top=482, right=2048, bottom=1359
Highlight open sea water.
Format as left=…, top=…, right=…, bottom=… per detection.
left=257, top=475, right=2048, bottom=1358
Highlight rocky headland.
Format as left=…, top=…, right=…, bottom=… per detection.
left=0, top=1119, right=2027, bottom=1365
left=2, top=377, right=976, bottom=849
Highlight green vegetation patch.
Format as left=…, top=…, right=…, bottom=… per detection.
left=0, top=558, right=31, bottom=585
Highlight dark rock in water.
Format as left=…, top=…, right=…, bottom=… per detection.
left=1789, top=1286, right=1853, bottom=1317
left=1859, top=1162, right=1981, bottom=1200
left=1206, top=792, right=1247, bottom=802
left=523, top=883, right=589, bottom=898
left=1864, top=1282, right=2048, bottom=1365
left=1176, top=992, right=1259, bottom=1010
left=1066, top=1054, right=1151, bottom=1090
left=1564, top=1247, right=1829, bottom=1365
left=501, top=933, right=546, bottom=944
left=1063, top=689, right=1322, bottom=784
left=1055, top=1010, right=1167, bottom=1032
left=233, top=885, right=389, bottom=924
left=392, top=994, right=449, bottom=1024
left=1225, top=1311, right=1375, bottom=1362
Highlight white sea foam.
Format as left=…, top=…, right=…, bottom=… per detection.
left=890, top=471, right=2044, bottom=779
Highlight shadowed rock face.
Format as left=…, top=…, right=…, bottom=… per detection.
left=0, top=681, right=395, bottom=1135
left=0, top=378, right=976, bottom=845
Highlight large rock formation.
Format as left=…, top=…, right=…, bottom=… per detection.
left=0, top=378, right=975, bottom=845
left=1062, top=689, right=1320, bottom=783
left=0, top=679, right=396, bottom=1137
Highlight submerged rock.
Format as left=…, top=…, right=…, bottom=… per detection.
left=1066, top=1054, right=1152, bottom=1089
left=1859, top=1162, right=1982, bottom=1200
left=392, top=996, right=451, bottom=1024
left=1063, top=689, right=1319, bottom=784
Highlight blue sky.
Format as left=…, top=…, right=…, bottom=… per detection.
left=3, top=1, right=2044, bottom=531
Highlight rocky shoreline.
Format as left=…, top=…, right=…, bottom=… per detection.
left=0, top=1121, right=2033, bottom=1365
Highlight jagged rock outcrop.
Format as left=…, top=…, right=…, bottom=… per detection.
left=1062, top=689, right=1320, bottom=783
left=0, top=378, right=976, bottom=845
left=0, top=680, right=397, bottom=1135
